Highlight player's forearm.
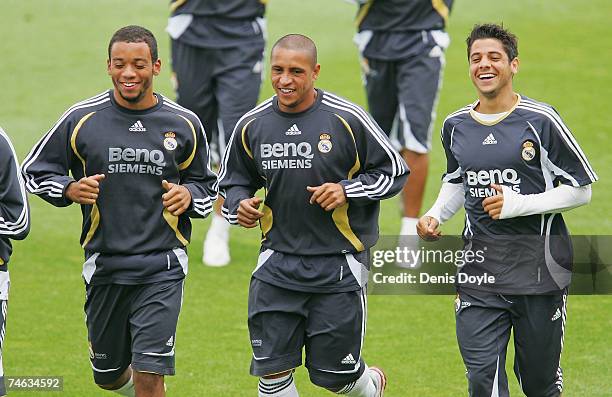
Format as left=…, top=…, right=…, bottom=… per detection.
left=221, top=185, right=256, bottom=225
left=424, top=182, right=465, bottom=224
left=500, top=184, right=591, bottom=219
left=340, top=169, right=409, bottom=204
left=182, top=181, right=217, bottom=219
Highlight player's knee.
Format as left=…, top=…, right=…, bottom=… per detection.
left=520, top=376, right=558, bottom=397
left=95, top=368, right=131, bottom=390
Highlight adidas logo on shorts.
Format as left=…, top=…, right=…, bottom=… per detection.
left=166, top=336, right=174, bottom=347
left=341, top=353, right=357, bottom=365
left=482, top=133, right=497, bottom=145
left=285, top=124, right=301, bottom=135
left=551, top=308, right=562, bottom=322
left=129, top=120, right=147, bottom=132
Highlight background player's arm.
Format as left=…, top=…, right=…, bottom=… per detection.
left=217, top=120, right=264, bottom=226
left=418, top=120, right=463, bottom=240
left=0, top=129, right=30, bottom=240
left=338, top=112, right=409, bottom=205
left=21, top=115, right=78, bottom=207
left=174, top=120, right=218, bottom=218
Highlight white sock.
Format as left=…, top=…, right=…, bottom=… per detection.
left=208, top=213, right=230, bottom=237
left=336, top=366, right=376, bottom=396
left=258, top=372, right=299, bottom=397
left=400, top=217, right=419, bottom=236
left=113, top=375, right=135, bottom=397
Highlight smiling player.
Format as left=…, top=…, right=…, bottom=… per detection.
left=417, top=24, right=597, bottom=397
left=22, top=26, right=217, bottom=397
left=218, top=34, right=408, bottom=397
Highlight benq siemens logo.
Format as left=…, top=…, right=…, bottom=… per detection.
left=465, top=168, right=521, bottom=197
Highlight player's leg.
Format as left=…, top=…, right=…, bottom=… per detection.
left=305, top=287, right=385, bottom=396
left=84, top=283, right=135, bottom=395
left=249, top=278, right=306, bottom=396
left=202, top=44, right=265, bottom=267
left=0, top=299, right=6, bottom=397
left=170, top=39, right=218, bottom=144
left=511, top=292, right=566, bottom=397
left=455, top=290, right=512, bottom=397
left=363, top=58, right=398, bottom=141
left=129, top=277, right=185, bottom=397
left=395, top=42, right=445, bottom=235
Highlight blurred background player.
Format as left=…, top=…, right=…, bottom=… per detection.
left=218, top=34, right=408, bottom=397
left=0, top=127, right=30, bottom=397
left=353, top=0, right=453, bottom=242
left=22, top=26, right=217, bottom=397
left=167, top=0, right=268, bottom=267
left=418, top=24, right=597, bottom=396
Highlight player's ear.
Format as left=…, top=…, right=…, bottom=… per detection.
left=107, top=59, right=111, bottom=76
left=153, top=58, right=162, bottom=76
left=312, top=63, right=321, bottom=81
left=510, top=57, right=519, bottom=75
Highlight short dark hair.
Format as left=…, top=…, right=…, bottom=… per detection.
left=108, top=25, right=158, bottom=61
left=466, top=23, right=518, bottom=62
left=271, top=34, right=318, bottom=66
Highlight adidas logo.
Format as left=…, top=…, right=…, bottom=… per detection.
left=129, top=120, right=147, bottom=132
left=285, top=124, right=301, bottom=135
left=341, top=353, right=356, bottom=365
left=551, top=308, right=562, bottom=322
left=166, top=336, right=174, bottom=347
left=482, top=133, right=497, bottom=145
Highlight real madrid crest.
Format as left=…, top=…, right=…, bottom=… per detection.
left=521, top=140, right=536, bottom=161
left=318, top=133, right=332, bottom=153
left=164, top=132, right=178, bottom=151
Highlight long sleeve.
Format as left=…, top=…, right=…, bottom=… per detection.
left=500, top=184, right=591, bottom=219
left=217, top=118, right=264, bottom=225
left=0, top=128, right=30, bottom=240
left=179, top=118, right=218, bottom=218
left=21, top=112, right=77, bottom=207
left=424, top=182, right=465, bottom=224
left=338, top=108, right=409, bottom=204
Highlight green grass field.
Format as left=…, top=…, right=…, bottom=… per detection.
left=1, top=0, right=611, bottom=395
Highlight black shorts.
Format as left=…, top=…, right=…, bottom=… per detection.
left=171, top=39, right=264, bottom=162
left=84, top=279, right=184, bottom=384
left=362, top=32, right=446, bottom=154
left=248, top=278, right=367, bottom=389
left=455, top=288, right=567, bottom=397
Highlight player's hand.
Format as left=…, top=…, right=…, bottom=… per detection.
left=307, top=183, right=346, bottom=211
left=237, top=197, right=264, bottom=228
left=162, top=180, right=192, bottom=216
left=65, top=174, right=105, bottom=205
left=417, top=216, right=442, bottom=241
left=482, top=184, right=504, bottom=219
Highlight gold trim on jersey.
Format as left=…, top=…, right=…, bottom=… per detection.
left=469, top=94, right=521, bottom=126
left=163, top=208, right=189, bottom=246
left=0, top=258, right=4, bottom=266
left=260, top=203, right=273, bottom=242
left=431, top=0, right=449, bottom=26
left=259, top=0, right=269, bottom=4
left=242, top=118, right=257, bottom=159
left=71, top=112, right=96, bottom=175
left=170, top=0, right=188, bottom=12
left=355, top=0, right=374, bottom=27
left=332, top=114, right=365, bottom=252
left=82, top=204, right=100, bottom=248
left=177, top=114, right=197, bottom=171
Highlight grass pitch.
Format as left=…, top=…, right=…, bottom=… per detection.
left=0, top=0, right=610, bottom=395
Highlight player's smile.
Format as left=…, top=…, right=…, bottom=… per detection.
left=107, top=41, right=161, bottom=110
left=270, top=46, right=320, bottom=113
left=469, top=38, right=518, bottom=99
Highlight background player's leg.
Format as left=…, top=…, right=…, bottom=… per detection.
left=395, top=48, right=445, bottom=236
left=511, top=292, right=566, bottom=397
left=455, top=291, right=512, bottom=397
left=363, top=58, right=398, bottom=142
left=133, top=372, right=164, bottom=397
left=203, top=44, right=264, bottom=267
